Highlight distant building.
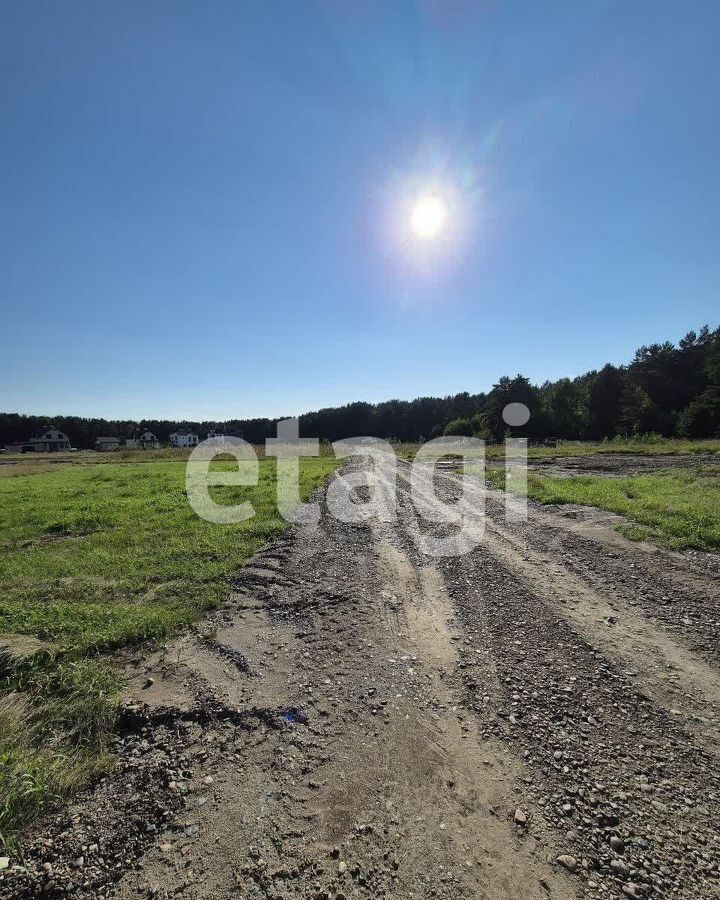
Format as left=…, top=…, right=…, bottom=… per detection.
left=169, top=430, right=199, bottom=449
left=123, top=438, right=139, bottom=450
left=139, top=431, right=161, bottom=450
left=29, top=427, right=71, bottom=453
left=206, top=429, right=243, bottom=443
left=3, top=442, right=34, bottom=454
left=95, top=436, right=121, bottom=452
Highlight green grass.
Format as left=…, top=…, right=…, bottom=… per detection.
left=485, top=465, right=720, bottom=552
left=384, top=437, right=719, bottom=461
left=0, top=456, right=338, bottom=846
left=487, top=437, right=720, bottom=460
left=0, top=660, right=120, bottom=848
left=1, top=442, right=338, bottom=469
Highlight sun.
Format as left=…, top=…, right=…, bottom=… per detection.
left=410, top=195, right=447, bottom=239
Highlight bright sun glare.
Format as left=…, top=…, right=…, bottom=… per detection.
left=410, top=195, right=447, bottom=239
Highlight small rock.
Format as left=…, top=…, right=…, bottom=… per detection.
left=0, top=858, right=9, bottom=871
left=610, top=835, right=625, bottom=854
left=610, top=859, right=630, bottom=878
left=514, top=809, right=527, bottom=826
left=556, top=854, right=577, bottom=873
left=338, top=861, right=347, bottom=875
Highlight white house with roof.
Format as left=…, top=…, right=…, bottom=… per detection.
left=169, top=430, right=199, bottom=448
left=30, top=427, right=71, bottom=452
left=139, top=431, right=161, bottom=449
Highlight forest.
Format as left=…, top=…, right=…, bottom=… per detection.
left=2, top=325, right=719, bottom=448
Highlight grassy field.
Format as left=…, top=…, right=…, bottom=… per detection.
left=0, top=443, right=339, bottom=469
left=485, top=465, right=720, bottom=552
left=4, top=436, right=717, bottom=468
left=0, top=455, right=338, bottom=846
left=490, top=436, right=720, bottom=459
left=386, top=437, right=720, bottom=460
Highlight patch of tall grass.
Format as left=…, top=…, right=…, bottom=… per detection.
left=0, top=659, right=119, bottom=848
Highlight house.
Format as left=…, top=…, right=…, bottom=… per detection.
left=4, top=442, right=34, bottom=454
left=139, top=431, right=161, bottom=450
left=123, top=438, right=139, bottom=450
left=29, top=427, right=71, bottom=453
left=206, top=429, right=243, bottom=443
left=169, top=430, right=199, bottom=449
left=95, top=436, right=121, bottom=452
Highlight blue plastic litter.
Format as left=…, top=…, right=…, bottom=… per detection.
left=281, top=708, right=308, bottom=725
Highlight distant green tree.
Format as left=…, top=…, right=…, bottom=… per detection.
left=540, top=378, right=584, bottom=438
left=616, top=384, right=656, bottom=435
left=443, top=417, right=474, bottom=437
left=585, top=365, right=624, bottom=439
left=478, top=375, right=543, bottom=443
left=678, top=330, right=720, bottom=436
left=678, top=388, right=720, bottom=437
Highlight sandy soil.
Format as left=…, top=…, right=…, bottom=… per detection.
left=2, top=456, right=718, bottom=900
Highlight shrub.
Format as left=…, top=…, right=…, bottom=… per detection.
left=443, top=418, right=473, bottom=437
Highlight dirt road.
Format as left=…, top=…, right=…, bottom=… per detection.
left=5, top=456, right=719, bottom=900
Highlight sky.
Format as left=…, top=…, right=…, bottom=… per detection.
left=1, top=0, right=718, bottom=421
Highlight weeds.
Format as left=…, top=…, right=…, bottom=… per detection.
left=0, top=659, right=119, bottom=849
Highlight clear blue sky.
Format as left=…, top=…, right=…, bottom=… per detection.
left=2, top=0, right=718, bottom=420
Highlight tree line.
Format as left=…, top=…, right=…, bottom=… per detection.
left=2, top=325, right=718, bottom=449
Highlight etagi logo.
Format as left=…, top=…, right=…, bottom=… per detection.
left=186, top=409, right=529, bottom=558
